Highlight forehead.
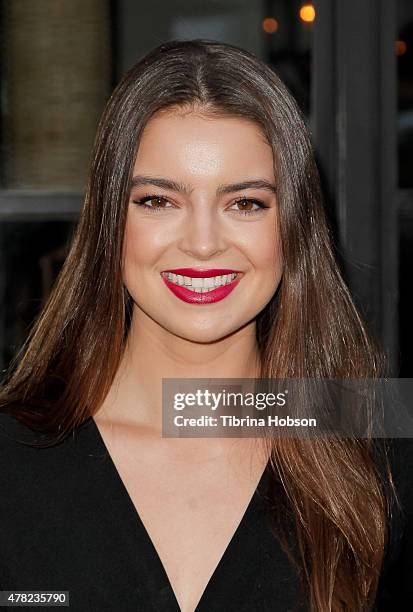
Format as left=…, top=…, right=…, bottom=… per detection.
left=133, top=110, right=274, bottom=180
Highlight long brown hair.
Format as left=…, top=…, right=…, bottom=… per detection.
left=0, top=39, right=398, bottom=610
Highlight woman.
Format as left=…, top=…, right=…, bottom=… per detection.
left=0, top=39, right=411, bottom=612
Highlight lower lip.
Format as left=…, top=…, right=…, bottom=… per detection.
left=161, top=274, right=242, bottom=304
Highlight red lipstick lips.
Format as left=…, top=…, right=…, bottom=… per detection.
left=162, top=268, right=240, bottom=278
left=161, top=268, right=242, bottom=304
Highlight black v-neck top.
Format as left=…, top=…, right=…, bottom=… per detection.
left=0, top=412, right=412, bottom=611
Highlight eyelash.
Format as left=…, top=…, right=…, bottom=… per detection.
left=132, top=194, right=269, bottom=216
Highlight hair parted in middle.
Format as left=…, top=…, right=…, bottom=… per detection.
left=0, top=39, right=398, bottom=611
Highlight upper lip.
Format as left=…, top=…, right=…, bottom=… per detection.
left=161, top=268, right=241, bottom=278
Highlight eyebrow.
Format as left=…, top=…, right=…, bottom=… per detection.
left=130, top=175, right=277, bottom=196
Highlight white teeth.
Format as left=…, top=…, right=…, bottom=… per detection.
left=163, top=272, right=238, bottom=291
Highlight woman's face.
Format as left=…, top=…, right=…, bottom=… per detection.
left=123, top=108, right=283, bottom=343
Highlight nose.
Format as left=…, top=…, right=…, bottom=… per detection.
left=177, top=205, right=227, bottom=260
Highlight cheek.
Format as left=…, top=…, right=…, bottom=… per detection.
left=263, top=215, right=283, bottom=272
left=242, top=220, right=283, bottom=273
left=253, top=232, right=283, bottom=300
left=122, top=217, right=164, bottom=269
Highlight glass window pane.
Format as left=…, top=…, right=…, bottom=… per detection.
left=0, top=222, right=76, bottom=374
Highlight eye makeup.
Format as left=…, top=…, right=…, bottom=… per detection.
left=132, top=194, right=271, bottom=216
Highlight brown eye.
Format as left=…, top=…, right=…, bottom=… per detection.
left=145, top=197, right=169, bottom=208
left=132, top=195, right=174, bottom=213
left=229, top=198, right=267, bottom=216
left=236, top=199, right=256, bottom=211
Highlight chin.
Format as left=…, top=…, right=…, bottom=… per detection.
left=168, top=322, right=240, bottom=344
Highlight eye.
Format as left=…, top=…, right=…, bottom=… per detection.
left=229, top=198, right=269, bottom=216
left=132, top=194, right=270, bottom=216
left=132, top=195, right=174, bottom=213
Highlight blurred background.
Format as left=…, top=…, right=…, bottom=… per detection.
left=0, top=0, right=411, bottom=378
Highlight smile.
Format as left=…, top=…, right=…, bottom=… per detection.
left=160, top=268, right=242, bottom=304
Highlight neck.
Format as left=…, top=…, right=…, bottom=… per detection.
left=96, top=306, right=261, bottom=431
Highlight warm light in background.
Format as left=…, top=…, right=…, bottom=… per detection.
left=396, top=40, right=407, bottom=56
left=299, top=4, right=316, bottom=23
left=262, top=17, right=279, bottom=34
